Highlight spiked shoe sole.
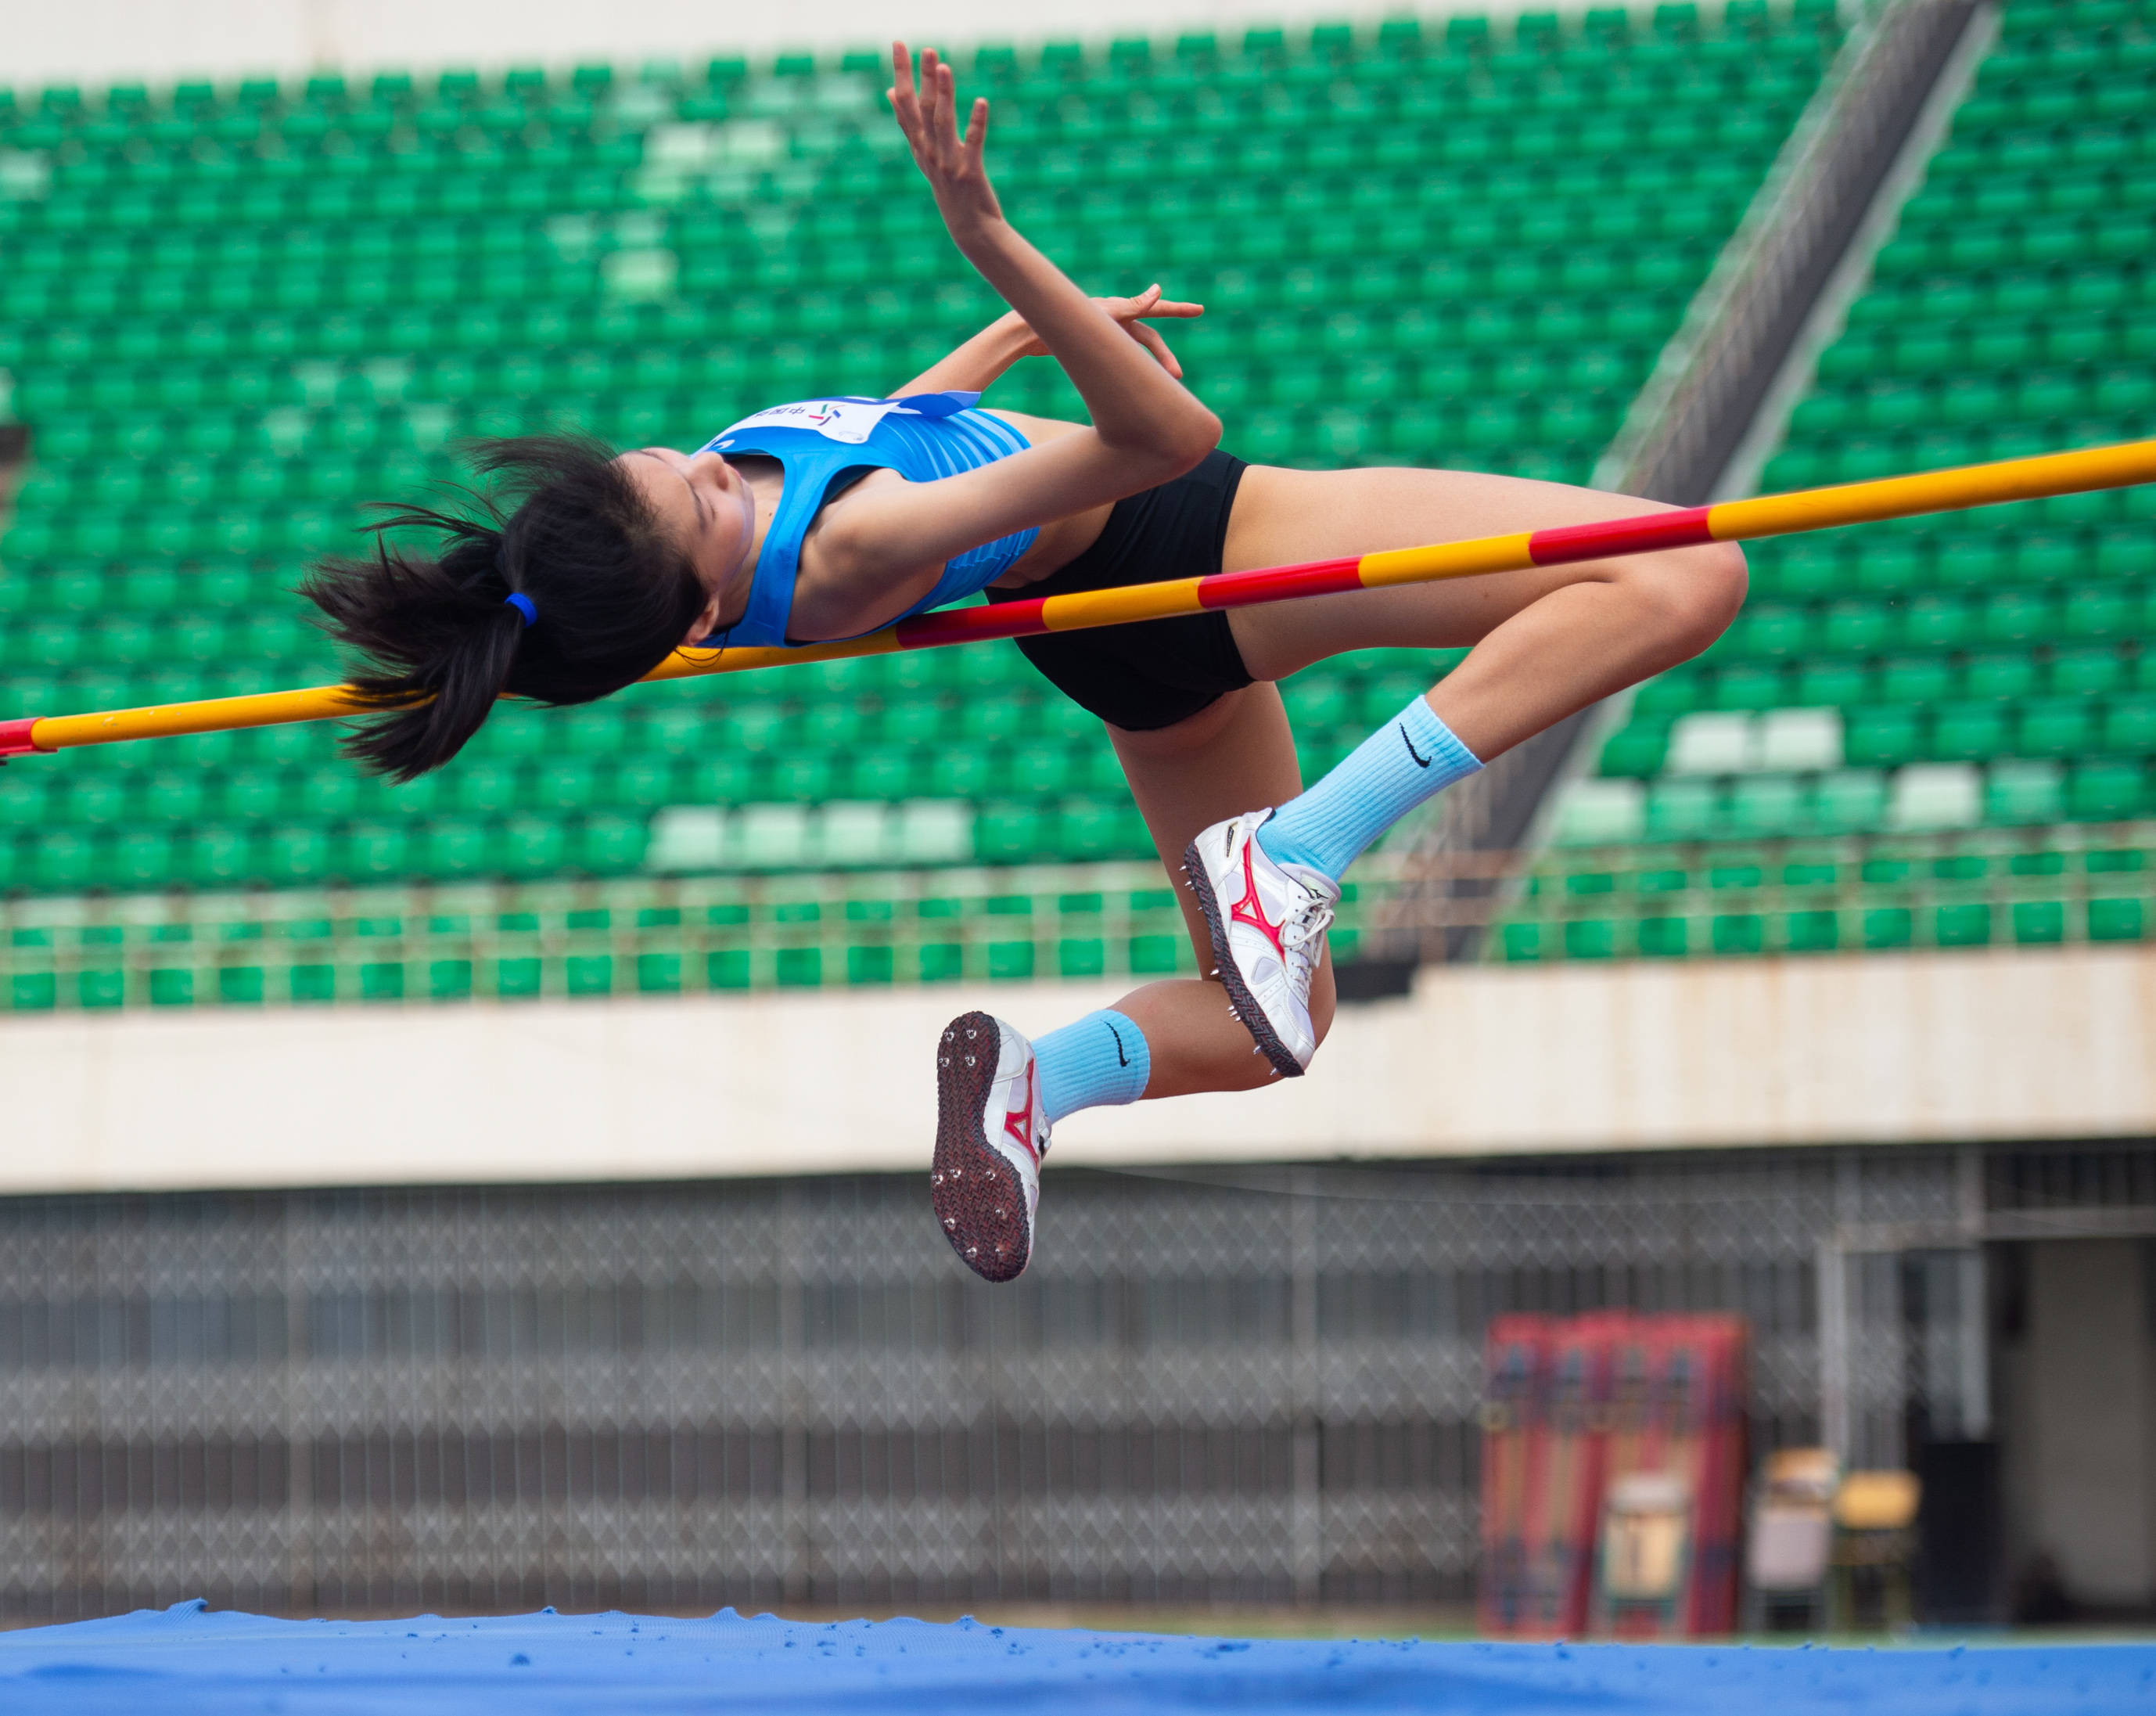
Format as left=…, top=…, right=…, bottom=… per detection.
left=931, top=1010, right=1034, bottom=1283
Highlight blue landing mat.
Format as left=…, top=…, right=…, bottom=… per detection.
left=1, top=1601, right=2151, bottom=1714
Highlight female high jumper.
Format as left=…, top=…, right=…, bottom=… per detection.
left=310, top=45, right=1746, bottom=1283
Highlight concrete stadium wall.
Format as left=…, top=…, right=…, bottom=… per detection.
left=2, top=942, right=2151, bottom=1195
left=7, top=0, right=1605, bottom=92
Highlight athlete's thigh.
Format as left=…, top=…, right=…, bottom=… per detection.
left=1109, top=682, right=1330, bottom=996
left=1223, top=463, right=1682, bottom=682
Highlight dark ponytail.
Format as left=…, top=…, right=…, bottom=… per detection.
left=303, top=435, right=707, bottom=780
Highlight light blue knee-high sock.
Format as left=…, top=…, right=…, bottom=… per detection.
left=1256, top=694, right=1482, bottom=881
left=1033, top=1009, right=1150, bottom=1125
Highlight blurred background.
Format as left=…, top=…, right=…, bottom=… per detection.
left=0, top=0, right=2151, bottom=1640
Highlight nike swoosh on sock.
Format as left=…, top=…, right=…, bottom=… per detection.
left=1400, top=723, right=1432, bottom=768
left=1106, top=1023, right=1129, bottom=1067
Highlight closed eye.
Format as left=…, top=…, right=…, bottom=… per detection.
left=628, top=449, right=710, bottom=537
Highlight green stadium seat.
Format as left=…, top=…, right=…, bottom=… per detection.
left=1815, top=771, right=1888, bottom=833
left=505, top=817, right=570, bottom=877
left=1727, top=775, right=1804, bottom=837
left=1932, top=704, right=2009, bottom=762
left=2102, top=698, right=2156, bottom=755
left=1563, top=919, right=1617, bottom=959
left=1600, top=725, right=1669, bottom=777
left=2017, top=700, right=2093, bottom=757
left=422, top=822, right=489, bottom=880
left=578, top=815, right=647, bottom=872
left=1795, top=662, right=1871, bottom=707
left=2089, top=897, right=2146, bottom=942
left=189, top=827, right=257, bottom=887
left=1986, top=761, right=2064, bottom=824
left=1846, top=707, right=1922, bottom=768
left=974, top=804, right=1048, bottom=864
left=1055, top=800, right=1139, bottom=860
left=2049, top=647, right=2124, bottom=696
left=1882, top=658, right=1952, bottom=706
left=345, top=826, right=411, bottom=881
left=2069, top=762, right=2146, bottom=821
left=1645, top=779, right=1716, bottom=840
left=110, top=829, right=174, bottom=887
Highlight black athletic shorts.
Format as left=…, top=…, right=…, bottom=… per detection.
left=984, top=448, right=1254, bottom=731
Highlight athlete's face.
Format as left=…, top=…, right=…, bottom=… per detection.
left=617, top=447, right=756, bottom=644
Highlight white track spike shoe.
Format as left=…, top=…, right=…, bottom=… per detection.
left=932, top=1011, right=1050, bottom=1283
left=1183, top=809, right=1339, bottom=1078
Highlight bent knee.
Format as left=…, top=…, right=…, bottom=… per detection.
left=1635, top=541, right=1748, bottom=665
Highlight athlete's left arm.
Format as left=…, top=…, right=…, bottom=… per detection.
left=890, top=293, right=1201, bottom=397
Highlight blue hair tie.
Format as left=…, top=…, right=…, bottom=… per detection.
left=504, top=592, right=537, bottom=628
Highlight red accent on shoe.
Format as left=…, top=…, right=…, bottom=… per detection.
left=1001, top=1060, right=1041, bottom=1164
left=1226, top=837, right=1289, bottom=959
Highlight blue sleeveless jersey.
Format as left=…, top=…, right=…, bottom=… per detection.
left=695, top=391, right=1037, bottom=648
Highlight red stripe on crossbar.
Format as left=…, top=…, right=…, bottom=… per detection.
left=0, top=717, right=41, bottom=758
left=1196, top=557, right=1367, bottom=610
left=1528, top=507, right=1716, bottom=564
left=895, top=599, right=1049, bottom=650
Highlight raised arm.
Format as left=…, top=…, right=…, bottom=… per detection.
left=809, top=45, right=1221, bottom=625
left=890, top=316, right=1036, bottom=399
left=885, top=45, right=1217, bottom=463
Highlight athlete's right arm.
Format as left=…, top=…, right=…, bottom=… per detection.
left=799, top=45, right=1220, bottom=630
left=882, top=41, right=1218, bottom=476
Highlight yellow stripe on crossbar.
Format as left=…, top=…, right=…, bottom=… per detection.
left=1040, top=578, right=1209, bottom=631
left=32, top=685, right=377, bottom=750
left=1710, top=439, right=2156, bottom=541
left=1358, top=533, right=1538, bottom=588
left=641, top=630, right=902, bottom=682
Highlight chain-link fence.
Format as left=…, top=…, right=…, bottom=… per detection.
left=5, top=1139, right=2142, bottom=1622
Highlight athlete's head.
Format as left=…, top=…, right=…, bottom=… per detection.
left=613, top=445, right=760, bottom=615
left=305, top=435, right=713, bottom=780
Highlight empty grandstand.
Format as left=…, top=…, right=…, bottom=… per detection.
left=0, top=1, right=1842, bottom=1003
left=1509, top=0, right=2156, bottom=962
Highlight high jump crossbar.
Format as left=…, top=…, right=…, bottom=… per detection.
left=3, top=436, right=2154, bottom=760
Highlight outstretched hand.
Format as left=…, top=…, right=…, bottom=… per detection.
left=888, top=41, right=1002, bottom=235
left=1005, top=286, right=1205, bottom=380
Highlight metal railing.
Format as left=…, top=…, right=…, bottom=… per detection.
left=0, top=859, right=1397, bottom=1011
left=7, top=816, right=2146, bottom=1013
left=1379, top=821, right=2156, bottom=963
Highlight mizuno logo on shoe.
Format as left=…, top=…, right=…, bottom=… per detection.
left=1227, top=840, right=1289, bottom=957
left=1401, top=723, right=1432, bottom=768
left=1001, top=1063, right=1041, bottom=1164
